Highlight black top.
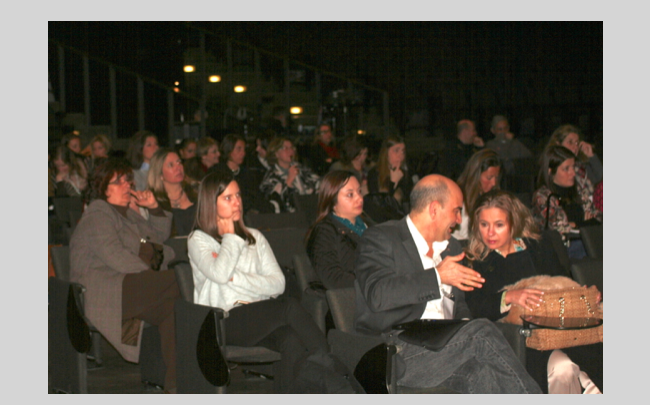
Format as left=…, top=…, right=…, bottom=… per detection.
left=306, top=215, right=362, bottom=290
left=172, top=204, right=197, bottom=237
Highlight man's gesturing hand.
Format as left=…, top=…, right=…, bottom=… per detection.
left=436, top=252, right=485, bottom=291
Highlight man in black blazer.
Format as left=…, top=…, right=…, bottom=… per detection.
left=354, top=174, right=541, bottom=393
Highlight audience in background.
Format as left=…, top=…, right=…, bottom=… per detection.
left=127, top=130, right=159, bottom=191
left=147, top=148, right=197, bottom=237
left=309, top=123, right=340, bottom=176
left=543, top=124, right=602, bottom=193
left=260, top=137, right=321, bottom=213
left=176, top=138, right=198, bottom=162
left=62, top=132, right=83, bottom=155
left=452, top=149, right=503, bottom=242
left=364, top=135, right=413, bottom=223
left=486, top=115, right=532, bottom=173
left=532, top=145, right=602, bottom=259
left=184, top=137, right=220, bottom=184
left=439, top=119, right=484, bottom=180
left=85, top=134, right=112, bottom=174
left=51, top=145, right=88, bottom=197
left=212, top=134, right=274, bottom=214
left=329, top=137, right=369, bottom=196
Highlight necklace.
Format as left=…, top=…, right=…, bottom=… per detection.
left=170, top=189, right=184, bottom=208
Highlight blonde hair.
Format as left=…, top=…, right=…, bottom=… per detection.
left=466, top=190, right=539, bottom=262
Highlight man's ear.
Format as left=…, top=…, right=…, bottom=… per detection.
left=428, top=200, right=440, bottom=220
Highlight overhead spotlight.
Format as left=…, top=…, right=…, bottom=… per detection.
left=184, top=65, right=195, bottom=73
left=290, top=106, right=303, bottom=115
left=174, top=87, right=180, bottom=93
left=234, top=85, right=247, bottom=93
left=357, top=130, right=366, bottom=135
left=209, top=75, right=221, bottom=83
left=174, top=81, right=179, bottom=86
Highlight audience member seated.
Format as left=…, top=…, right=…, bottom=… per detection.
left=69, top=157, right=180, bottom=393
left=176, top=138, right=197, bottom=162
left=543, top=124, right=603, bottom=190
left=260, top=137, right=321, bottom=213
left=452, top=149, right=502, bottom=242
left=308, top=123, right=340, bottom=176
left=246, top=130, right=274, bottom=176
left=439, top=119, right=484, bottom=180
left=62, top=132, right=83, bottom=156
left=365, top=135, right=413, bottom=222
left=51, top=145, right=88, bottom=197
left=147, top=148, right=198, bottom=237
left=485, top=115, right=532, bottom=172
left=85, top=134, right=112, bottom=174
left=210, top=134, right=274, bottom=214
left=127, top=130, right=159, bottom=191
left=306, top=171, right=368, bottom=290
left=464, top=190, right=602, bottom=393
left=187, top=169, right=331, bottom=393
left=532, top=146, right=602, bottom=259
left=354, top=174, right=541, bottom=393
left=329, top=137, right=369, bottom=196
left=593, top=181, right=603, bottom=212
left=183, top=137, right=220, bottom=185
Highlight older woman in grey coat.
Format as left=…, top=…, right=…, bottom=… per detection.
left=70, top=158, right=179, bottom=392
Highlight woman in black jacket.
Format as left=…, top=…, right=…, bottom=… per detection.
left=306, top=170, right=370, bottom=290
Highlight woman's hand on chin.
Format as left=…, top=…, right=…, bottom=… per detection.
left=217, top=216, right=235, bottom=236
left=130, top=190, right=158, bottom=209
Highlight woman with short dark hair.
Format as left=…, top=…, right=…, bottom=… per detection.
left=70, top=157, right=179, bottom=392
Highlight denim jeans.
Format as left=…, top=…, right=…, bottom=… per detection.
left=396, top=319, right=542, bottom=394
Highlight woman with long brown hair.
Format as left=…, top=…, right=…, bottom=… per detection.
left=306, top=170, right=369, bottom=290
left=453, top=149, right=503, bottom=241
left=365, top=135, right=413, bottom=222
left=187, top=169, right=331, bottom=393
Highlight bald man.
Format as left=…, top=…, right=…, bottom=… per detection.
left=354, top=174, right=541, bottom=393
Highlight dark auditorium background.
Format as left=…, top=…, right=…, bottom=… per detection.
left=48, top=21, right=602, bottom=150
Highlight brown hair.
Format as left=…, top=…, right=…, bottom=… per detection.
left=376, top=135, right=406, bottom=192
left=191, top=169, right=255, bottom=245
left=545, top=124, right=588, bottom=162
left=86, top=157, right=134, bottom=203
left=466, top=190, right=539, bottom=261
left=457, top=149, right=502, bottom=220
left=305, top=170, right=357, bottom=243
left=126, top=130, right=157, bottom=168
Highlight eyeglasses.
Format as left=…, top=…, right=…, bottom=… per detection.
left=280, top=145, right=296, bottom=151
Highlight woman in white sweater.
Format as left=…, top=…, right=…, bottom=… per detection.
left=187, top=169, right=329, bottom=393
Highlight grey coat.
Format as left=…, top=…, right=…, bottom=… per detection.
left=70, top=199, right=174, bottom=362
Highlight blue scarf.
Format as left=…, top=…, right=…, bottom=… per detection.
left=331, top=213, right=367, bottom=237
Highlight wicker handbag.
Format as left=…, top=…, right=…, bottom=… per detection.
left=500, top=276, right=603, bottom=351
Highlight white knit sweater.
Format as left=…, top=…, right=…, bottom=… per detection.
left=188, top=228, right=285, bottom=311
